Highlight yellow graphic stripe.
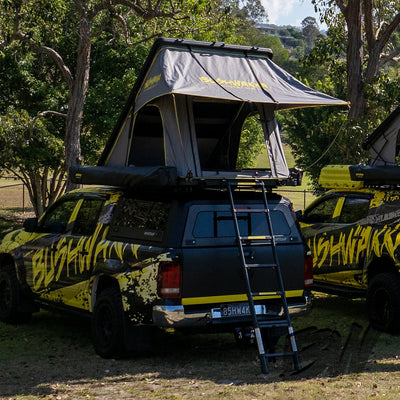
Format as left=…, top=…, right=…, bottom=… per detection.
left=332, top=197, right=344, bottom=219
left=182, top=290, right=303, bottom=305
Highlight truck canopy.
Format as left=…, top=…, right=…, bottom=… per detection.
left=97, top=38, right=347, bottom=182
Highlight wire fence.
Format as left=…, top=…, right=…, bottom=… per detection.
left=0, top=182, right=33, bottom=212
left=0, top=182, right=316, bottom=214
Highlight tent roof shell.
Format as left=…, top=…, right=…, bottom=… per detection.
left=363, top=105, right=400, bottom=149
left=99, top=37, right=347, bottom=166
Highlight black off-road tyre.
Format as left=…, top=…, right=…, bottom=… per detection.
left=367, top=273, right=400, bottom=333
left=0, top=264, right=31, bottom=324
left=91, top=287, right=126, bottom=358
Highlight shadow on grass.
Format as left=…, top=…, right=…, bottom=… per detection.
left=1, top=294, right=400, bottom=397
left=0, top=207, right=34, bottom=240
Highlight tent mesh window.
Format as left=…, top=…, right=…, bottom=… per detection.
left=193, top=101, right=243, bottom=171
left=129, top=105, right=165, bottom=166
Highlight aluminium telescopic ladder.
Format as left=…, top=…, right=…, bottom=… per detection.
left=227, top=180, right=301, bottom=374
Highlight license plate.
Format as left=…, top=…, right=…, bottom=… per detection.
left=221, top=303, right=251, bottom=317
left=211, top=303, right=266, bottom=319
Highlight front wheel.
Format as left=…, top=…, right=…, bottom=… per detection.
left=0, top=264, right=31, bottom=324
left=91, top=287, right=126, bottom=358
left=367, top=273, right=400, bottom=333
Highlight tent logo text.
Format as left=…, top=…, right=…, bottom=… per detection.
left=144, top=74, right=161, bottom=91
left=199, top=76, right=268, bottom=90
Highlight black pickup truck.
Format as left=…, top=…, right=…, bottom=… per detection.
left=0, top=184, right=312, bottom=357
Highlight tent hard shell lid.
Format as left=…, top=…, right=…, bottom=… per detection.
left=96, top=37, right=347, bottom=185
left=363, top=105, right=400, bottom=167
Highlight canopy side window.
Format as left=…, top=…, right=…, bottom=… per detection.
left=128, top=105, right=165, bottom=166
left=338, top=197, right=371, bottom=224
left=192, top=101, right=244, bottom=170
left=302, top=196, right=341, bottom=224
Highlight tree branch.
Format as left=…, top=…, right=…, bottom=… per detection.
left=363, top=0, right=375, bottom=51
left=377, top=11, right=400, bottom=48
left=33, top=110, right=68, bottom=123
left=335, top=0, right=347, bottom=16
left=92, top=0, right=181, bottom=20
left=12, top=29, right=74, bottom=92
left=378, top=46, right=400, bottom=69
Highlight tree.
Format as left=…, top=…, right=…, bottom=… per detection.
left=0, top=0, right=236, bottom=192
left=0, top=44, right=68, bottom=216
left=313, top=0, right=400, bottom=119
left=0, top=109, right=66, bottom=216
left=301, top=16, right=321, bottom=52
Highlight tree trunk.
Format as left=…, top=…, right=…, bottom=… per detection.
left=345, top=0, right=364, bottom=119
left=65, top=1, right=92, bottom=192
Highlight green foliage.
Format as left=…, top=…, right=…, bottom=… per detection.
left=0, top=108, right=64, bottom=171
left=282, top=1, right=400, bottom=187
left=237, top=116, right=265, bottom=169
left=282, top=108, right=370, bottom=187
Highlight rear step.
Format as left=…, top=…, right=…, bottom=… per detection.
left=227, top=180, right=301, bottom=374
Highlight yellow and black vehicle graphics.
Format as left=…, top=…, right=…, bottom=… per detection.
left=0, top=185, right=312, bottom=357
left=300, top=180, right=400, bottom=292
left=0, top=187, right=171, bottom=324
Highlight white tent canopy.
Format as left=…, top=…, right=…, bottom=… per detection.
left=99, top=38, right=347, bottom=180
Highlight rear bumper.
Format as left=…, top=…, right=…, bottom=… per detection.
left=152, top=293, right=313, bottom=328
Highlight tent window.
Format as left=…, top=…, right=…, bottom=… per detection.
left=193, top=101, right=242, bottom=170
left=237, top=115, right=269, bottom=169
left=128, top=105, right=165, bottom=166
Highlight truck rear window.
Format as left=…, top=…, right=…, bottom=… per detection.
left=192, top=210, right=290, bottom=238
left=109, top=197, right=170, bottom=242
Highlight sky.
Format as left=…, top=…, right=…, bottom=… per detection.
left=261, top=0, right=324, bottom=28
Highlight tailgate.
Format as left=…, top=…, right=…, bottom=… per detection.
left=181, top=203, right=305, bottom=306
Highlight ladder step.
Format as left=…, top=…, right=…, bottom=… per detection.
left=227, top=181, right=300, bottom=374
left=233, top=208, right=268, bottom=213
left=240, top=235, right=272, bottom=241
left=245, top=263, right=278, bottom=269
left=258, top=319, right=289, bottom=328
left=251, top=291, right=283, bottom=297
left=265, top=351, right=296, bottom=358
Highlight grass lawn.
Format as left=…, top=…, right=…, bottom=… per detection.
left=1, top=293, right=400, bottom=399
left=253, top=145, right=316, bottom=210
left=2, top=150, right=400, bottom=399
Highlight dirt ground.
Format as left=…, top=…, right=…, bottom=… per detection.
left=1, top=294, right=400, bottom=399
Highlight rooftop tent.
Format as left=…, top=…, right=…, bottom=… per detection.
left=363, top=105, right=400, bottom=166
left=98, top=38, right=347, bottom=181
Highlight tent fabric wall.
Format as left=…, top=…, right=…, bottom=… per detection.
left=158, top=95, right=201, bottom=176
left=100, top=38, right=348, bottom=181
left=364, top=107, right=400, bottom=166
left=105, top=112, right=132, bottom=167
left=258, top=104, right=289, bottom=178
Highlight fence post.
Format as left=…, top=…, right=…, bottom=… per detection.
left=22, top=184, right=25, bottom=213
left=303, top=190, right=306, bottom=209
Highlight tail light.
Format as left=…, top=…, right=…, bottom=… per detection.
left=157, top=261, right=182, bottom=299
left=304, top=252, right=313, bottom=288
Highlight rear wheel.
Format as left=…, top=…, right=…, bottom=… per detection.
left=0, top=264, right=31, bottom=323
left=367, top=272, right=400, bottom=333
left=91, top=287, right=126, bottom=358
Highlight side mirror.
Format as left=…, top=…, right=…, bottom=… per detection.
left=23, top=217, right=39, bottom=233
left=295, top=210, right=303, bottom=221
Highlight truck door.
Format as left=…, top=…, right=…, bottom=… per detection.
left=301, top=193, right=371, bottom=287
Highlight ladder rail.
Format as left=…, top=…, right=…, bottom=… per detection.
left=227, top=183, right=269, bottom=373
left=227, top=181, right=301, bottom=374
